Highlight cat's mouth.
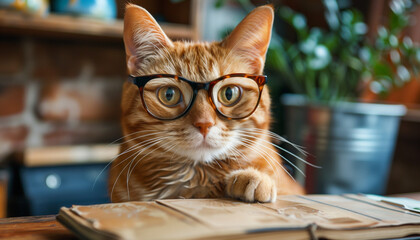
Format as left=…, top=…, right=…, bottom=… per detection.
left=193, top=134, right=225, bottom=150
left=196, top=137, right=213, bottom=147
left=176, top=138, right=230, bottom=163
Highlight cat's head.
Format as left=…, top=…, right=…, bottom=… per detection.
left=121, top=4, right=274, bottom=163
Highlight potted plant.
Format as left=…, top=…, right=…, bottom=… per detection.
left=264, top=0, right=420, bottom=194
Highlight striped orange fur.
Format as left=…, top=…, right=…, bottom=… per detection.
left=108, top=4, right=304, bottom=203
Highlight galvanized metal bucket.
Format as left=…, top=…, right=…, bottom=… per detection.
left=281, top=94, right=406, bottom=195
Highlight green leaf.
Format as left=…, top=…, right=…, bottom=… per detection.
left=319, top=71, right=330, bottom=99
left=373, top=62, right=393, bottom=80
left=214, top=0, right=225, bottom=8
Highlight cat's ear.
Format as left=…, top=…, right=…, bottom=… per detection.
left=221, top=5, right=274, bottom=73
left=124, top=4, right=173, bottom=74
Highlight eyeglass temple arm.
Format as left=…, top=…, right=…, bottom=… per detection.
left=127, top=75, right=136, bottom=84
left=127, top=75, right=150, bottom=87
left=260, top=75, right=268, bottom=85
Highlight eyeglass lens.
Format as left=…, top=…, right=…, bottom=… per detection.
left=211, top=76, right=260, bottom=118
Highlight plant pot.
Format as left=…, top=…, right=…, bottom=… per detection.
left=281, top=94, right=406, bottom=195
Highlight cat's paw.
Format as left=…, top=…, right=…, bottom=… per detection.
left=225, top=168, right=277, bottom=203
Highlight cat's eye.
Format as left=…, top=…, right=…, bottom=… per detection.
left=157, top=86, right=182, bottom=107
left=218, top=85, right=242, bottom=106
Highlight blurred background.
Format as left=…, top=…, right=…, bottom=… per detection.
left=0, top=0, right=419, bottom=217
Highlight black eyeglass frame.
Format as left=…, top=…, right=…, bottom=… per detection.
left=128, top=73, right=267, bottom=120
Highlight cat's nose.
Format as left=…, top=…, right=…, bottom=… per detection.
left=194, top=121, right=215, bottom=137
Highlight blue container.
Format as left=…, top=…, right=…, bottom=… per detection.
left=20, top=163, right=110, bottom=215
left=52, top=0, right=116, bottom=20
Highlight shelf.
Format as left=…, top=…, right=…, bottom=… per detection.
left=0, top=10, right=196, bottom=40
left=22, top=144, right=120, bottom=167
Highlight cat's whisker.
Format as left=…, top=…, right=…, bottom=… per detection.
left=125, top=136, right=169, bottom=173
left=234, top=129, right=319, bottom=168
left=238, top=142, right=279, bottom=183
left=110, top=154, right=136, bottom=202
left=109, top=135, right=166, bottom=173
left=166, top=142, right=183, bottom=166
left=230, top=146, right=249, bottom=164
left=274, top=144, right=319, bottom=168
left=118, top=131, right=170, bottom=147
left=236, top=140, right=282, bottom=183
left=125, top=137, right=177, bottom=191
left=93, top=135, right=167, bottom=190
left=126, top=137, right=170, bottom=199
left=119, top=134, right=168, bottom=158
left=110, top=136, right=168, bottom=201
left=229, top=147, right=243, bottom=164
left=159, top=138, right=182, bottom=155
left=110, top=132, right=166, bottom=166
left=108, top=129, right=163, bottom=145
left=165, top=142, right=183, bottom=166
left=237, top=128, right=307, bottom=152
left=239, top=135, right=305, bottom=177
left=125, top=139, right=178, bottom=198
left=212, top=159, right=222, bottom=169
left=235, top=132, right=307, bottom=177
left=229, top=134, right=280, bottom=179
left=237, top=128, right=308, bottom=156
left=109, top=135, right=169, bottom=172
left=236, top=128, right=293, bottom=147
left=238, top=140, right=297, bottom=183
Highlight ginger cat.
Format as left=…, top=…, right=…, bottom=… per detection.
left=108, top=4, right=304, bottom=203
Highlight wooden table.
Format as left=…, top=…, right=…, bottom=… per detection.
left=0, top=215, right=76, bottom=240
left=1, top=193, right=419, bottom=240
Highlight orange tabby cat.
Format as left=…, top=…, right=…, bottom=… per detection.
left=108, top=4, right=304, bottom=203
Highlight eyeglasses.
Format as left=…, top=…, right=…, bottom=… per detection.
left=128, top=73, right=267, bottom=120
